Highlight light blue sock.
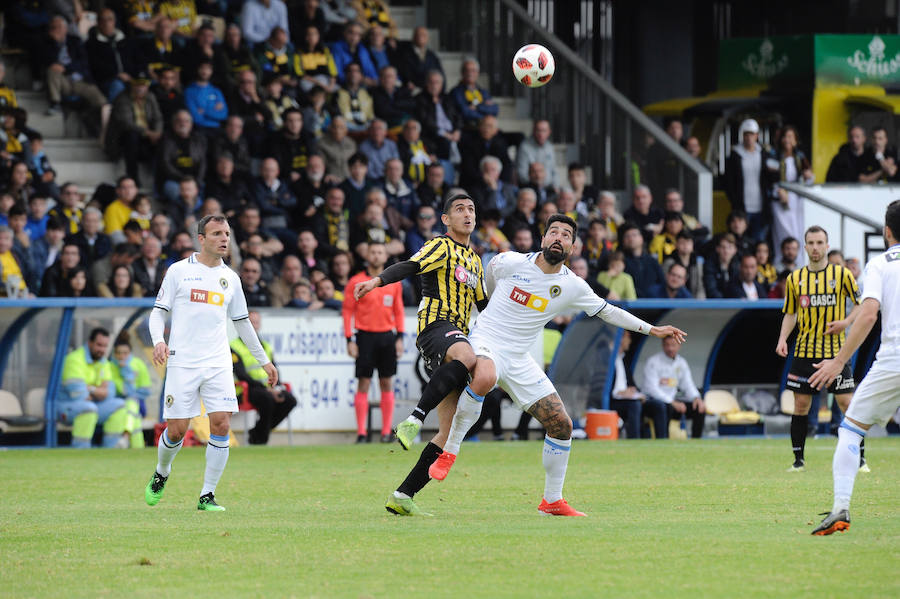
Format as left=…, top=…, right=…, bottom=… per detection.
left=543, top=436, right=572, bottom=503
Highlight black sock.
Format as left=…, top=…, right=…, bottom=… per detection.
left=790, top=414, right=809, bottom=462
left=397, top=442, right=443, bottom=497
left=860, top=437, right=866, bottom=461
left=412, top=360, right=469, bottom=421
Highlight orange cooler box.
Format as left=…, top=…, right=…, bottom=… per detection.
left=585, top=410, right=619, bottom=440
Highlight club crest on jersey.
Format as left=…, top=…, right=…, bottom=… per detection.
left=190, top=288, right=224, bottom=306
left=510, top=286, right=548, bottom=312
left=829, top=279, right=836, bottom=290
left=165, top=395, right=174, bottom=407
left=550, top=285, right=561, bottom=298
left=454, top=265, right=478, bottom=289
left=219, top=277, right=228, bottom=289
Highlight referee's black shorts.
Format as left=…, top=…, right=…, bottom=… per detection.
left=355, top=331, right=398, bottom=379
left=786, top=357, right=856, bottom=395
left=415, top=319, right=469, bottom=376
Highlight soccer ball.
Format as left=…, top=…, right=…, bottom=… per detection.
left=512, top=44, right=555, bottom=88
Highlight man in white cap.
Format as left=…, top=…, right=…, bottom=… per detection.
left=724, top=118, right=777, bottom=242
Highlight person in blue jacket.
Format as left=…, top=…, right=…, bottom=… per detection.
left=329, top=22, right=378, bottom=86
left=184, top=59, right=228, bottom=133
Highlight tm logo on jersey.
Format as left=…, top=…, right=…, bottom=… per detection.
left=510, top=286, right=548, bottom=312
left=191, top=288, right=225, bottom=306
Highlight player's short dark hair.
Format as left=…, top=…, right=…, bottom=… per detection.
left=804, top=225, right=828, bottom=242
left=89, top=327, right=110, bottom=342
left=198, top=214, right=228, bottom=236
left=546, top=213, right=577, bottom=238
left=444, top=192, right=474, bottom=214
left=885, top=199, right=900, bottom=241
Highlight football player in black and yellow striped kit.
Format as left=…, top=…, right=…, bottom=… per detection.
left=776, top=226, right=866, bottom=472
left=354, top=193, right=487, bottom=515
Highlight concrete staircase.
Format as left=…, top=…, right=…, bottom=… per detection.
left=5, top=3, right=577, bottom=196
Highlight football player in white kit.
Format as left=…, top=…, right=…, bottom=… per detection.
left=808, top=200, right=900, bottom=535
left=429, top=214, right=686, bottom=516
left=144, top=215, right=278, bottom=511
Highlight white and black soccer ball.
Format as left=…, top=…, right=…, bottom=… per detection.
left=512, top=44, right=555, bottom=88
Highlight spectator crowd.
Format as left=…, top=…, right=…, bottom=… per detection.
left=1, top=2, right=872, bottom=311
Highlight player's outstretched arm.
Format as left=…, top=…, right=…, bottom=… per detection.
left=649, top=325, right=687, bottom=344
left=809, top=298, right=880, bottom=390
left=354, top=260, right=420, bottom=300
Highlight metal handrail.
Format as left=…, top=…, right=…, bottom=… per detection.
left=779, top=182, right=881, bottom=230
left=496, top=0, right=707, bottom=178
left=425, top=0, right=713, bottom=224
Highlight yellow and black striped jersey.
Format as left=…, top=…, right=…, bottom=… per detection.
left=783, top=264, right=860, bottom=359
left=411, top=235, right=486, bottom=335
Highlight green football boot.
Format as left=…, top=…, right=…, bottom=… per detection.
left=395, top=418, right=421, bottom=451
left=145, top=471, right=168, bottom=506
left=197, top=493, right=226, bottom=511
left=385, top=494, right=432, bottom=516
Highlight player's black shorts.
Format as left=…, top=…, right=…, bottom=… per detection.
left=415, top=319, right=469, bottom=376
left=786, top=357, right=856, bottom=395
left=355, top=331, right=398, bottom=378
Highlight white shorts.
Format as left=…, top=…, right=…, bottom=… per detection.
left=845, top=362, right=900, bottom=427
left=163, top=366, right=238, bottom=419
left=468, top=330, right=556, bottom=410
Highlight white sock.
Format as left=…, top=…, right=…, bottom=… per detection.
left=832, top=422, right=865, bottom=512
left=443, top=386, right=485, bottom=455
left=156, top=428, right=183, bottom=477
left=201, top=433, right=230, bottom=496
left=393, top=491, right=410, bottom=500
left=542, top=435, right=571, bottom=503
left=406, top=414, right=423, bottom=425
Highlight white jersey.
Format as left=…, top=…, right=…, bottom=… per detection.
left=154, top=253, right=248, bottom=368
left=473, top=252, right=606, bottom=346
left=860, top=243, right=900, bottom=370
left=640, top=352, right=700, bottom=404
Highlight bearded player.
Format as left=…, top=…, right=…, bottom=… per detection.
left=428, top=214, right=686, bottom=516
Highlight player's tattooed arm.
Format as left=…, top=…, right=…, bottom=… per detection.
left=527, top=394, right=572, bottom=439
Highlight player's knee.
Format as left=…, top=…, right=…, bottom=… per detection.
left=470, top=370, right=493, bottom=396
left=547, top=415, right=572, bottom=440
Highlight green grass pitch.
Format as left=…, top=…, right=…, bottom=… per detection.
left=2, top=437, right=899, bottom=598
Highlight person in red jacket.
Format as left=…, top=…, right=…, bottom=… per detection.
left=342, top=241, right=405, bottom=443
